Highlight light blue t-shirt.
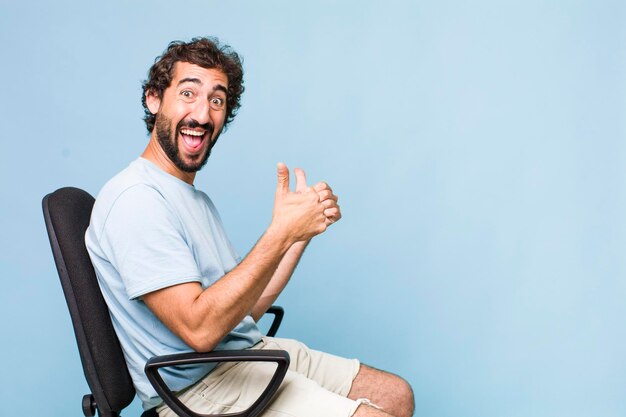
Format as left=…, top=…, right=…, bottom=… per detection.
left=85, top=158, right=262, bottom=410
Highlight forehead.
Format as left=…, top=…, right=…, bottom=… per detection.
left=170, top=62, right=228, bottom=89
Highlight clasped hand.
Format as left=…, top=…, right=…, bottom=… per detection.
left=272, top=162, right=342, bottom=243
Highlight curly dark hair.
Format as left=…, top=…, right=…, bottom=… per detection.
left=141, top=37, right=244, bottom=133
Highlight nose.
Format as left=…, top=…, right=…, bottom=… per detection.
left=189, top=98, right=212, bottom=125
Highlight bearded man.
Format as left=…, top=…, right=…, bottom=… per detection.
left=86, top=37, right=414, bottom=417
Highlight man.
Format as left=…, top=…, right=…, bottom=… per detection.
left=86, top=37, right=414, bottom=417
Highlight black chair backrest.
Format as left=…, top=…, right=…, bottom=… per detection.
left=43, top=187, right=135, bottom=417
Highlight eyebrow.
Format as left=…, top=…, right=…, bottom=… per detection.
left=213, top=84, right=228, bottom=95
left=177, top=77, right=202, bottom=86
left=177, top=78, right=228, bottom=95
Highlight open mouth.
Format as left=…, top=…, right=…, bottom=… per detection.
left=179, top=128, right=207, bottom=153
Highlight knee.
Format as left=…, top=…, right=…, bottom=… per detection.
left=393, top=375, right=415, bottom=417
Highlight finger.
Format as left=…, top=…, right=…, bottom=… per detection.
left=324, top=207, right=341, bottom=220
left=322, top=199, right=337, bottom=208
left=313, top=181, right=332, bottom=193
left=318, top=190, right=338, bottom=202
left=276, top=163, right=290, bottom=194
left=295, top=168, right=308, bottom=193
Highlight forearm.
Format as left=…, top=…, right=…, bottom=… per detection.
left=250, top=239, right=309, bottom=321
left=144, top=225, right=294, bottom=352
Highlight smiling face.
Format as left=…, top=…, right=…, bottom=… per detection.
left=145, top=62, right=229, bottom=177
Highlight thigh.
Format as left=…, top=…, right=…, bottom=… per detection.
left=259, top=337, right=361, bottom=396
left=158, top=359, right=360, bottom=417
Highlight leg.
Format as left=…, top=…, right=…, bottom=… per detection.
left=348, top=364, right=415, bottom=417
left=159, top=363, right=374, bottom=417
left=262, top=338, right=414, bottom=417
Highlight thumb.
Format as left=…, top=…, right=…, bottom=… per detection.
left=295, top=168, right=308, bottom=193
left=276, top=162, right=290, bottom=194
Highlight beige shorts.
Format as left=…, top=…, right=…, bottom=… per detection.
left=157, top=337, right=362, bottom=417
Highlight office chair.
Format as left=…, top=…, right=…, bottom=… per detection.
left=43, top=187, right=289, bottom=417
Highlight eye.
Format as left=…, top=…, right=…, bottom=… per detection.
left=180, top=90, right=194, bottom=100
left=210, top=97, right=225, bottom=110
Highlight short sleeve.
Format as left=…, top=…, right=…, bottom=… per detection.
left=99, top=184, right=202, bottom=299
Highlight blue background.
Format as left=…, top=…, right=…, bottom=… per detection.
left=1, top=1, right=625, bottom=416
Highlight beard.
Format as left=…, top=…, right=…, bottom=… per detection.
left=154, top=111, right=222, bottom=173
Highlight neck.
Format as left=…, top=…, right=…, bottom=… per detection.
left=141, top=134, right=196, bottom=185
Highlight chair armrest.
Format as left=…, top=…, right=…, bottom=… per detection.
left=145, top=349, right=290, bottom=417
left=265, top=306, right=284, bottom=337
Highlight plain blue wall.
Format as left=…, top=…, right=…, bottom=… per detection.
left=1, top=1, right=625, bottom=416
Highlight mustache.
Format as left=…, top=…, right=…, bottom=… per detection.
left=177, top=119, right=214, bottom=137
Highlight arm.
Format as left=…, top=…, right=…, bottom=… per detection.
left=250, top=239, right=308, bottom=322
left=250, top=172, right=342, bottom=321
left=143, top=163, right=328, bottom=352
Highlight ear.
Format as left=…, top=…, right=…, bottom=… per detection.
left=145, top=90, right=161, bottom=114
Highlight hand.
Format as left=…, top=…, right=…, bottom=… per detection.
left=313, top=181, right=342, bottom=226
left=272, top=163, right=328, bottom=243
left=293, top=167, right=342, bottom=226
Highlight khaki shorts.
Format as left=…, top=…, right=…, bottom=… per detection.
left=157, top=337, right=362, bottom=417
